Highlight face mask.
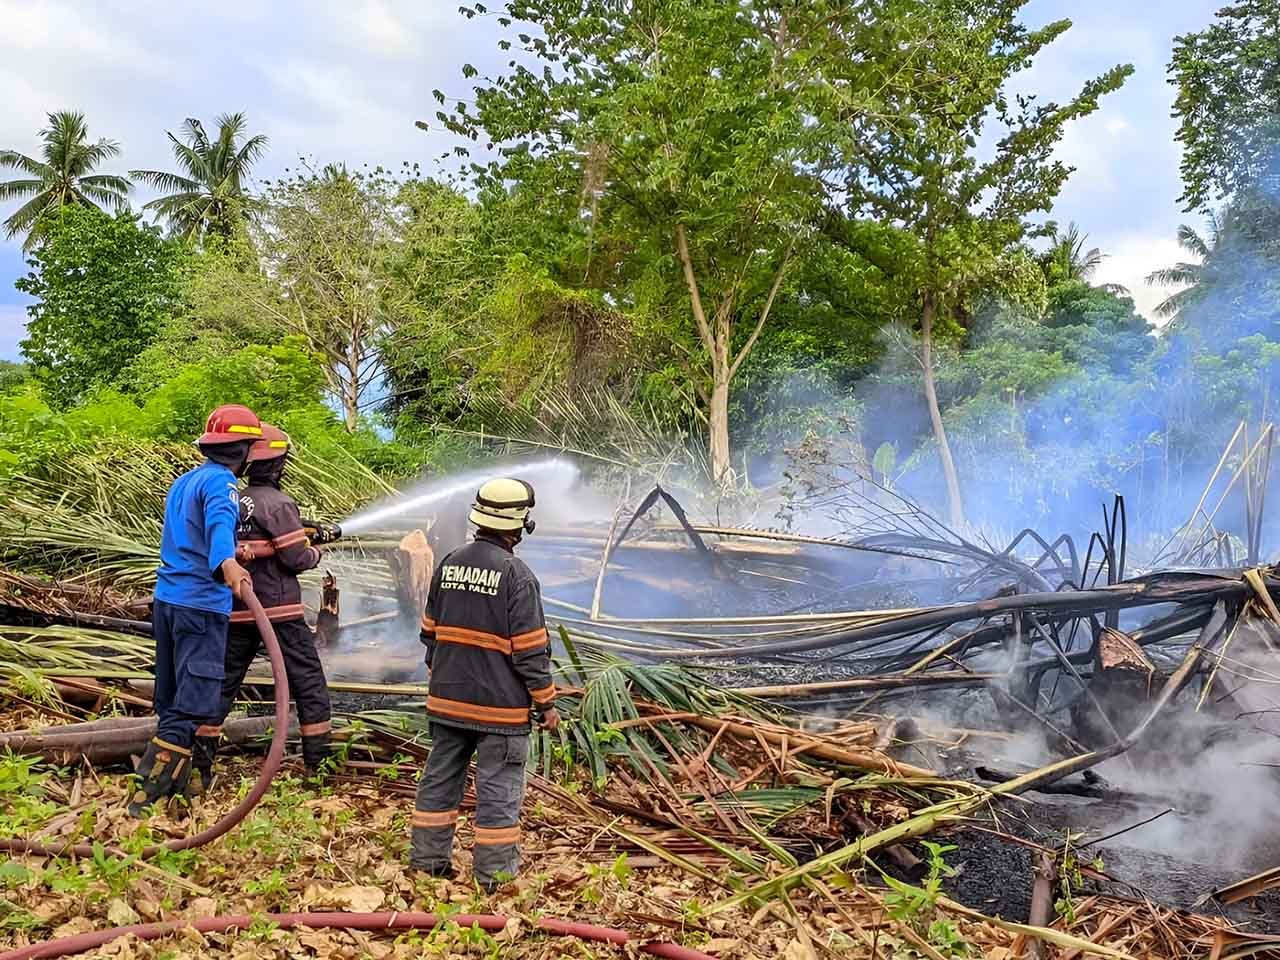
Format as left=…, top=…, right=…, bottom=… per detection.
left=247, top=455, right=287, bottom=487
left=201, top=441, right=253, bottom=475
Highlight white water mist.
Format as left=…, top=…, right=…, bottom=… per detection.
left=341, top=458, right=581, bottom=534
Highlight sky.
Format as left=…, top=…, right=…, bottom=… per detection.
left=0, top=0, right=1222, bottom=362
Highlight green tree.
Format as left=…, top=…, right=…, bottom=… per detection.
left=1038, top=221, right=1129, bottom=295
left=16, top=206, right=187, bottom=406
left=0, top=111, right=131, bottom=250
left=440, top=1, right=853, bottom=482
left=385, top=181, right=538, bottom=425
left=117, top=235, right=290, bottom=394
left=0, top=360, right=27, bottom=394
left=140, top=336, right=329, bottom=440
left=1045, top=281, right=1149, bottom=335
left=131, top=113, right=267, bottom=242
left=1040, top=222, right=1102, bottom=284
left=253, top=165, right=408, bottom=430
left=1170, top=0, right=1280, bottom=210
left=830, top=0, right=1131, bottom=523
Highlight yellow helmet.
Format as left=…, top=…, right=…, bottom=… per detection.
left=470, top=477, right=536, bottom=532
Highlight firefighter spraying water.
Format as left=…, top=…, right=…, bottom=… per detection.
left=193, top=425, right=344, bottom=790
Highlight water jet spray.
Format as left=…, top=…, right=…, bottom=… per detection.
left=339, top=458, right=580, bottom=536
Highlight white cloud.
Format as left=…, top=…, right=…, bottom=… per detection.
left=1051, top=109, right=1136, bottom=194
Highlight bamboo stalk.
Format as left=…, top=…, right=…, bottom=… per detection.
left=674, top=713, right=935, bottom=779
left=726, top=672, right=1001, bottom=699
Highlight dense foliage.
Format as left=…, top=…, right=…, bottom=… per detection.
left=16, top=206, right=186, bottom=407
left=2, top=0, right=1279, bottom=541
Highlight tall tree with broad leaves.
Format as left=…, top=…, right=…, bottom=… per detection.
left=828, top=0, right=1131, bottom=525
left=0, top=110, right=131, bottom=250
left=1170, top=0, right=1280, bottom=210
left=436, top=1, right=858, bottom=483
left=17, top=205, right=187, bottom=407
left=131, top=113, right=268, bottom=242
left=252, top=165, right=408, bottom=430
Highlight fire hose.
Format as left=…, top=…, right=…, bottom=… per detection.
left=0, top=587, right=290, bottom=861
left=0, top=588, right=717, bottom=960
left=1, top=913, right=716, bottom=960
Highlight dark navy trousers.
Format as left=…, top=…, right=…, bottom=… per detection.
left=152, top=599, right=228, bottom=747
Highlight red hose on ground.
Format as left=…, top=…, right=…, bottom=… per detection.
left=0, top=589, right=290, bottom=860
left=0, top=911, right=718, bottom=960
left=0, top=593, right=719, bottom=960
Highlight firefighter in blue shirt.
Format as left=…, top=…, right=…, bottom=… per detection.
left=129, top=404, right=261, bottom=817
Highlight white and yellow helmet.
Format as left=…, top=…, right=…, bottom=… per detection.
left=470, top=477, right=536, bottom=533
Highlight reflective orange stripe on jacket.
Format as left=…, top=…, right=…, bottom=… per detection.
left=426, top=695, right=530, bottom=726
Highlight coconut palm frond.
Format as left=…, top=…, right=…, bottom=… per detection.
left=232, top=133, right=270, bottom=173
left=77, top=182, right=131, bottom=209
left=0, top=438, right=380, bottom=589
left=1146, top=265, right=1200, bottom=287
left=1, top=624, right=154, bottom=678
left=1152, top=287, right=1198, bottom=319
left=0, top=178, right=44, bottom=201
left=6, top=193, right=53, bottom=243
left=131, top=169, right=201, bottom=194
left=0, top=150, right=52, bottom=179
left=78, top=137, right=122, bottom=168
left=1175, top=222, right=1211, bottom=260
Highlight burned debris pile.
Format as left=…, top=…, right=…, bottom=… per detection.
left=4, top=453, right=1280, bottom=958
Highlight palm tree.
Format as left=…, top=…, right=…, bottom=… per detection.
left=131, top=113, right=268, bottom=242
left=1040, top=221, right=1130, bottom=295
left=0, top=111, right=131, bottom=249
left=1145, top=213, right=1221, bottom=320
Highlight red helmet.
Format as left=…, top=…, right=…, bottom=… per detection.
left=246, top=424, right=291, bottom=461
left=197, top=404, right=262, bottom=445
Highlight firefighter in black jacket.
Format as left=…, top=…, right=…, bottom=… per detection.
left=191, top=425, right=339, bottom=790
left=410, top=477, right=559, bottom=891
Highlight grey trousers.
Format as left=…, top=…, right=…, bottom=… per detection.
left=410, top=722, right=529, bottom=885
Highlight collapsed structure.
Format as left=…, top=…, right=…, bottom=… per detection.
left=4, top=429, right=1280, bottom=959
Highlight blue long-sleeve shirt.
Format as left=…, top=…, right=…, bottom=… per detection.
left=155, top=460, right=241, bottom=615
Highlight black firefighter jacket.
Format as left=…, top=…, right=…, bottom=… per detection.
left=419, top=534, right=556, bottom=734
left=230, top=483, right=321, bottom=624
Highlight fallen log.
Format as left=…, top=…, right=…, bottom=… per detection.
left=0, top=714, right=286, bottom=765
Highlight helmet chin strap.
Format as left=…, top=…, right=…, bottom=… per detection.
left=523, top=517, right=536, bottom=535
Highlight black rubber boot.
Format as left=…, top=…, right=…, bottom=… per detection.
left=188, top=733, right=220, bottom=797
left=127, top=738, right=192, bottom=818
left=301, top=732, right=331, bottom=775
